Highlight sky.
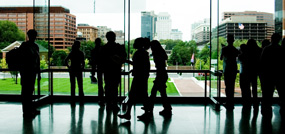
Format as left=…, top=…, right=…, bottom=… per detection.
left=1, top=0, right=275, bottom=41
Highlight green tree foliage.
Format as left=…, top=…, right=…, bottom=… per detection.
left=0, top=20, right=25, bottom=58
left=168, top=40, right=198, bottom=65
left=40, top=59, right=48, bottom=69
left=160, top=39, right=184, bottom=50
left=51, top=50, right=67, bottom=66
left=198, top=44, right=210, bottom=63
left=0, top=58, right=8, bottom=69
left=80, top=40, right=95, bottom=60
left=36, top=40, right=55, bottom=58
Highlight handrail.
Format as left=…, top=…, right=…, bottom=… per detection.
left=0, top=68, right=211, bottom=73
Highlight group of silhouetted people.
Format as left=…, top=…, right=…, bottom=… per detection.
left=64, top=31, right=172, bottom=120
left=221, top=33, right=284, bottom=119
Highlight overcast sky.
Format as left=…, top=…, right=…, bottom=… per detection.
left=1, top=0, right=274, bottom=41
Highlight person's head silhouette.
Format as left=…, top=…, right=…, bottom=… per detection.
left=271, top=33, right=281, bottom=45
left=262, top=39, right=270, bottom=49
left=95, top=38, right=102, bottom=46
left=106, top=31, right=116, bottom=43
left=133, top=38, right=144, bottom=49
left=27, top=29, right=37, bottom=42
left=72, top=41, right=81, bottom=51
left=227, top=34, right=234, bottom=46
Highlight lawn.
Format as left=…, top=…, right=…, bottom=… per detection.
left=0, top=78, right=180, bottom=96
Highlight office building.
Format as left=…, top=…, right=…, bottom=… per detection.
left=218, top=16, right=267, bottom=42
left=97, top=26, right=111, bottom=43
left=141, top=11, right=157, bottom=40
left=155, top=12, right=172, bottom=40
left=0, top=7, right=76, bottom=50
left=222, top=11, right=274, bottom=39
left=77, top=24, right=98, bottom=41
left=191, top=18, right=210, bottom=45
left=170, top=29, right=183, bottom=40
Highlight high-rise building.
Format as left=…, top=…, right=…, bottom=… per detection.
left=0, top=6, right=76, bottom=50
left=141, top=11, right=157, bottom=40
left=97, top=26, right=111, bottom=43
left=218, top=16, right=267, bottom=42
left=77, top=24, right=98, bottom=41
left=191, top=18, right=210, bottom=45
left=170, top=29, right=183, bottom=40
left=155, top=12, right=172, bottom=40
left=222, top=11, right=274, bottom=40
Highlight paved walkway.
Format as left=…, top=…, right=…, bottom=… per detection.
left=173, top=78, right=206, bottom=97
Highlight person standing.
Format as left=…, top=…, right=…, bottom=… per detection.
left=100, top=31, right=126, bottom=110
left=220, top=34, right=239, bottom=110
left=260, top=33, right=284, bottom=119
left=65, top=41, right=85, bottom=100
left=90, top=38, right=104, bottom=106
left=19, top=29, right=41, bottom=118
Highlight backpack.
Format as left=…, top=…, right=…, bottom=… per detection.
left=6, top=47, right=22, bottom=70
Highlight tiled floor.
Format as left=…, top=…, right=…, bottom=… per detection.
left=0, top=102, right=284, bottom=134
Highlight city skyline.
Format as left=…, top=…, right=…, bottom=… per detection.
left=1, top=0, right=275, bottom=41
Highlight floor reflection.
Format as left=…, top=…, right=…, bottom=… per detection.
left=0, top=103, right=283, bottom=134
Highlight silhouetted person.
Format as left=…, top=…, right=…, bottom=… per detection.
left=19, top=29, right=40, bottom=118
left=262, top=39, right=270, bottom=49
left=118, top=37, right=150, bottom=120
left=91, top=38, right=104, bottom=106
left=220, top=34, right=239, bottom=110
left=238, top=44, right=251, bottom=108
left=260, top=33, right=285, bottom=119
left=101, top=31, right=126, bottom=110
left=148, top=40, right=172, bottom=116
left=65, top=41, right=85, bottom=100
left=246, top=39, right=262, bottom=109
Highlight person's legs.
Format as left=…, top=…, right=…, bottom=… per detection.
left=250, top=74, right=259, bottom=108
left=21, top=72, right=37, bottom=116
left=76, top=71, right=84, bottom=97
left=97, top=71, right=104, bottom=104
left=69, top=72, right=76, bottom=98
left=224, top=72, right=236, bottom=109
left=240, top=73, right=251, bottom=107
left=261, top=79, right=274, bottom=118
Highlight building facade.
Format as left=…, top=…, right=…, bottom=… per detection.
left=170, top=29, right=183, bottom=40
left=97, top=26, right=111, bottom=43
left=222, top=11, right=274, bottom=40
left=0, top=7, right=76, bottom=50
left=155, top=12, right=172, bottom=40
left=141, top=11, right=157, bottom=40
left=191, top=18, right=210, bottom=45
left=77, top=24, right=98, bottom=41
left=218, top=16, right=267, bottom=42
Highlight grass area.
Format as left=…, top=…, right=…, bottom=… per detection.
left=0, top=78, right=179, bottom=96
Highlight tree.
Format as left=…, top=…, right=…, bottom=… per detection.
left=0, top=20, right=25, bottom=58
left=160, top=39, right=184, bottom=50
left=168, top=40, right=198, bottom=65
left=0, top=58, right=8, bottom=69
left=36, top=40, right=55, bottom=58
left=51, top=50, right=67, bottom=66
left=80, top=40, right=95, bottom=60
